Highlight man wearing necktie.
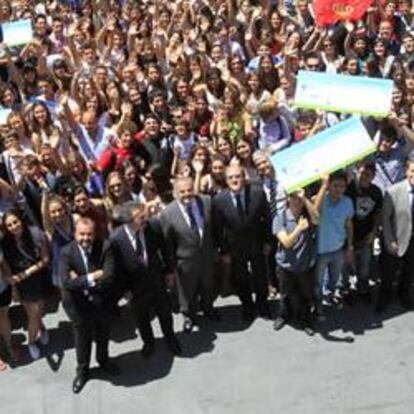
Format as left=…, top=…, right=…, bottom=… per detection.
left=110, top=202, right=182, bottom=358
left=59, top=217, right=117, bottom=394
left=160, top=177, right=219, bottom=332
left=213, top=164, right=273, bottom=321
left=253, top=152, right=287, bottom=297
left=378, top=152, right=414, bottom=312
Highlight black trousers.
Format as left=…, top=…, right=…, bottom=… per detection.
left=134, top=288, right=174, bottom=346
left=72, top=310, right=110, bottom=375
left=231, top=252, right=268, bottom=308
left=266, top=241, right=279, bottom=290
left=277, top=266, right=314, bottom=325
left=378, top=237, right=414, bottom=307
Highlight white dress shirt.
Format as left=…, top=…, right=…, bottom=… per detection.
left=123, top=225, right=148, bottom=265
left=178, top=200, right=204, bottom=239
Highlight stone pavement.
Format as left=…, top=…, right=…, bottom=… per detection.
left=1, top=297, right=414, bottom=414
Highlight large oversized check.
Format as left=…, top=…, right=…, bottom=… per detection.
left=270, top=117, right=376, bottom=193
left=294, top=71, right=393, bottom=117
left=1, top=19, right=33, bottom=47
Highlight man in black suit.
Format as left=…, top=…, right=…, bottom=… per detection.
left=110, top=202, right=181, bottom=358
left=213, top=164, right=272, bottom=321
left=59, top=217, right=117, bottom=394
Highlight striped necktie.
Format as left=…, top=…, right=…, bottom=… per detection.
left=269, top=180, right=278, bottom=218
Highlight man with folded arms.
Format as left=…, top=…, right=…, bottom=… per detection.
left=59, top=217, right=118, bottom=394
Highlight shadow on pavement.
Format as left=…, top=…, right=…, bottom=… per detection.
left=316, top=298, right=406, bottom=343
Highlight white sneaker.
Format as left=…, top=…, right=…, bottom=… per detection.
left=39, top=330, right=49, bottom=346
left=28, top=343, right=40, bottom=360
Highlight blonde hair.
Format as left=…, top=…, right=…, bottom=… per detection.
left=258, top=97, right=279, bottom=120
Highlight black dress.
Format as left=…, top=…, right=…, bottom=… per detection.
left=1, top=227, right=49, bottom=303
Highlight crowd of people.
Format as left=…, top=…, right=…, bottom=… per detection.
left=0, top=0, right=414, bottom=394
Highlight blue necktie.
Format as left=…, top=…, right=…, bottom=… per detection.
left=187, top=205, right=200, bottom=240
left=235, top=193, right=245, bottom=220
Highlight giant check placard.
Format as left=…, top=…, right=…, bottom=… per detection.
left=270, top=117, right=376, bottom=193
left=295, top=71, right=393, bottom=117
left=1, top=19, right=33, bottom=47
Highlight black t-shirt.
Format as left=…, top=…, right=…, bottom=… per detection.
left=346, top=181, right=383, bottom=245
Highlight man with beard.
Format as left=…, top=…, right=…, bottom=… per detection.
left=59, top=217, right=118, bottom=394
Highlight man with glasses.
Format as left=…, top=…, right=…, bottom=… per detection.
left=213, top=164, right=272, bottom=321
left=303, top=52, right=325, bottom=72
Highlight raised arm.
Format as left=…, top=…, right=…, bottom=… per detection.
left=313, top=175, right=329, bottom=213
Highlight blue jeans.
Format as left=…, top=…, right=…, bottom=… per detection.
left=315, top=249, right=344, bottom=303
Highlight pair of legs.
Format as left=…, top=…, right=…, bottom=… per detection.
left=341, top=243, right=373, bottom=295
left=377, top=238, right=414, bottom=310
left=134, top=290, right=175, bottom=347
left=231, top=252, right=269, bottom=315
left=176, top=265, right=216, bottom=325
left=23, top=299, right=46, bottom=347
left=0, top=307, right=12, bottom=362
left=72, top=312, right=110, bottom=376
left=315, top=249, right=344, bottom=311
left=277, top=267, right=314, bottom=327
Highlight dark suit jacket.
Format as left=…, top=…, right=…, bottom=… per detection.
left=59, top=239, right=115, bottom=321
left=212, top=184, right=272, bottom=256
left=110, top=219, right=171, bottom=298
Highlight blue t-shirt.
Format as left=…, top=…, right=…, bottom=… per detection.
left=317, top=194, right=354, bottom=254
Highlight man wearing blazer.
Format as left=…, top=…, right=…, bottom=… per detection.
left=110, top=202, right=181, bottom=358
left=59, top=217, right=117, bottom=394
left=160, top=176, right=219, bottom=332
left=212, top=164, right=273, bottom=321
left=378, top=152, right=414, bottom=312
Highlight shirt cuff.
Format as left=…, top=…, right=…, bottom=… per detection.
left=87, top=274, right=96, bottom=287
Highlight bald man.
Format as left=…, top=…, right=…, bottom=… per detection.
left=160, top=176, right=219, bottom=332
left=212, top=164, right=272, bottom=321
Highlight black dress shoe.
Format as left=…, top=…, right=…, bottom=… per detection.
left=204, top=309, right=222, bottom=322
left=183, top=317, right=194, bottom=333
left=273, top=317, right=286, bottom=331
left=141, top=342, right=155, bottom=359
left=166, top=337, right=182, bottom=356
left=72, top=373, right=88, bottom=394
left=99, top=360, right=120, bottom=376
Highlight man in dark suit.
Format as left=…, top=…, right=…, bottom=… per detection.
left=110, top=202, right=181, bottom=358
left=378, top=153, right=414, bottom=311
left=59, top=217, right=117, bottom=394
left=213, top=164, right=272, bottom=321
left=160, top=176, right=219, bottom=332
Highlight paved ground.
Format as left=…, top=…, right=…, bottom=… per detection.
left=1, top=296, right=414, bottom=414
